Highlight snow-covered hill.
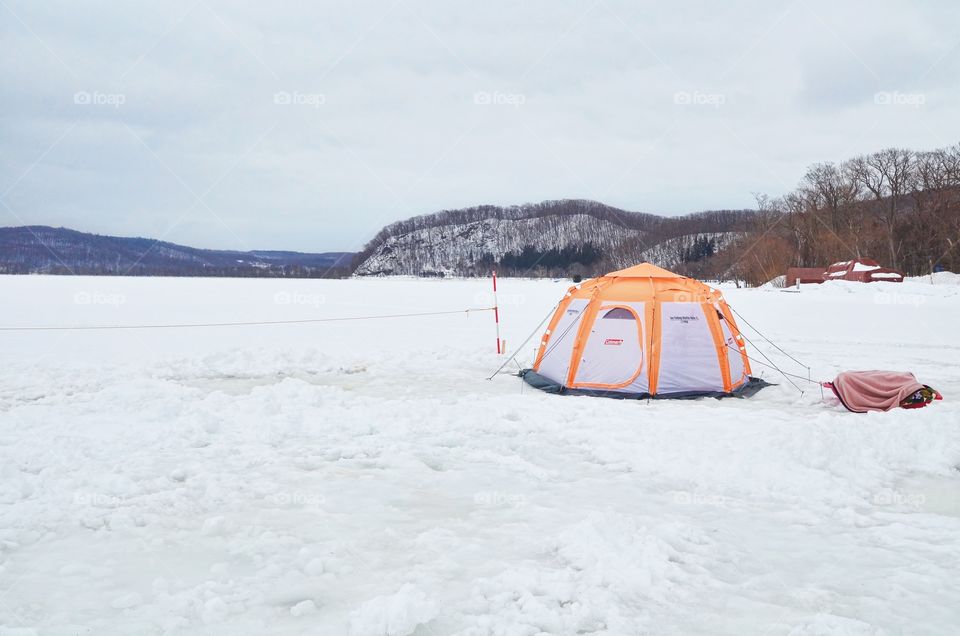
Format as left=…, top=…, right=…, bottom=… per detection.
left=354, top=213, right=647, bottom=276
left=636, top=231, right=742, bottom=270
left=353, top=200, right=751, bottom=277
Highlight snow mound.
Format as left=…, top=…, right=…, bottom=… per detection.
left=906, top=271, right=960, bottom=285
left=761, top=274, right=786, bottom=289
left=348, top=584, right=439, bottom=636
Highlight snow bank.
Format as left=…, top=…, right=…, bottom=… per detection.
left=906, top=271, right=960, bottom=285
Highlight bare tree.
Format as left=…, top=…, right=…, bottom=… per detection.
left=845, top=149, right=914, bottom=269
left=801, top=162, right=861, bottom=234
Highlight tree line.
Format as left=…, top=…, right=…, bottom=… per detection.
left=695, top=143, right=960, bottom=286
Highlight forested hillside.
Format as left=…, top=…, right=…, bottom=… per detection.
left=352, top=200, right=752, bottom=277
left=354, top=143, right=960, bottom=284
left=0, top=227, right=353, bottom=277
left=712, top=143, right=960, bottom=285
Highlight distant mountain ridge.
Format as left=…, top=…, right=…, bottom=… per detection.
left=0, top=200, right=755, bottom=279
left=353, top=199, right=753, bottom=277
left=8, top=142, right=954, bottom=283
left=0, top=226, right=353, bottom=277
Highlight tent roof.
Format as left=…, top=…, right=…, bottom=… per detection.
left=605, top=262, right=683, bottom=278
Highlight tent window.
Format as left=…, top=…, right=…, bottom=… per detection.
left=602, top=307, right=635, bottom=320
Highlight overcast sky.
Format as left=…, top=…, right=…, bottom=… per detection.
left=1, top=1, right=957, bottom=252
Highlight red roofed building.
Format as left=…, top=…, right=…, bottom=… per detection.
left=785, top=259, right=904, bottom=286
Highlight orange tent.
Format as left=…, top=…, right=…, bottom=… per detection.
left=522, top=263, right=767, bottom=398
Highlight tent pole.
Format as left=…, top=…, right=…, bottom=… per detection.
left=492, top=270, right=502, bottom=354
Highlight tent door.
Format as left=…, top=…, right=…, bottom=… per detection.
left=571, top=304, right=644, bottom=389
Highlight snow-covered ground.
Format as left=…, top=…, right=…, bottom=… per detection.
left=1, top=275, right=959, bottom=635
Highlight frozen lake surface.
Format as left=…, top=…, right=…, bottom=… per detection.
left=1, top=274, right=959, bottom=635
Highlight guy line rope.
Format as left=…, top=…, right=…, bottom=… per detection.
left=0, top=307, right=497, bottom=332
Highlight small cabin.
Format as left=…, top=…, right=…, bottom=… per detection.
left=824, top=259, right=904, bottom=283
left=785, top=267, right=829, bottom=286
left=785, top=259, right=904, bottom=286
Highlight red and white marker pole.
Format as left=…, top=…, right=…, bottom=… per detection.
left=492, top=270, right=503, bottom=354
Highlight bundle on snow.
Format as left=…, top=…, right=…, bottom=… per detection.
left=823, top=371, right=942, bottom=413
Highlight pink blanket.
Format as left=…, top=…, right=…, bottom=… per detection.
left=826, top=371, right=925, bottom=413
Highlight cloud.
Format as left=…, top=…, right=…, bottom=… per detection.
left=0, top=0, right=957, bottom=251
